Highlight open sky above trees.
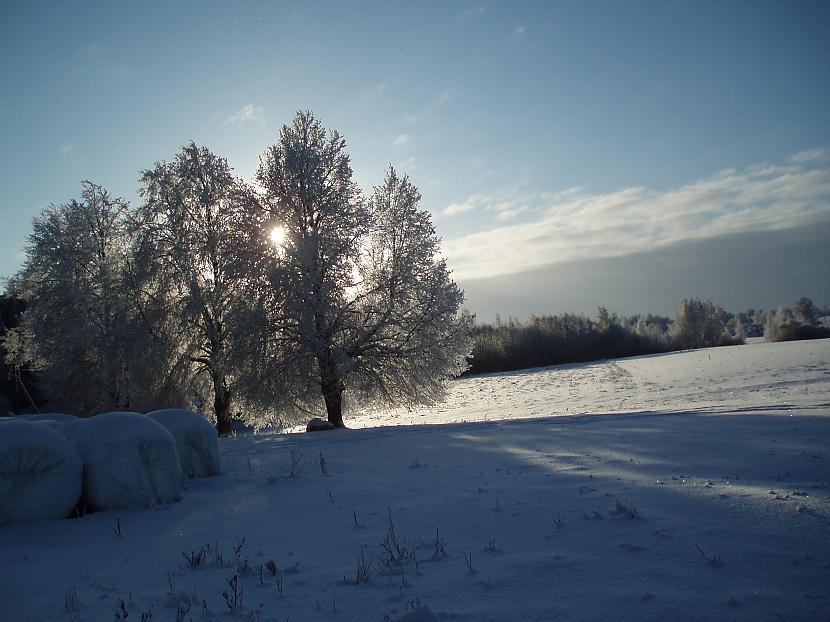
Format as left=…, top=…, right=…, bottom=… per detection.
left=1, top=0, right=829, bottom=318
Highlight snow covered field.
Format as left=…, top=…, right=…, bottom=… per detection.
left=1, top=340, right=829, bottom=621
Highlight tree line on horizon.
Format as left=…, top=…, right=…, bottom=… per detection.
left=468, top=296, right=829, bottom=374
left=0, top=112, right=472, bottom=433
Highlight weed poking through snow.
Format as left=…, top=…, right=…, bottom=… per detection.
left=484, top=538, right=503, bottom=554
left=348, top=545, right=372, bottom=585
left=111, top=517, right=123, bottom=539
left=288, top=449, right=303, bottom=478
left=609, top=500, right=641, bottom=519
left=353, top=509, right=365, bottom=530
left=181, top=545, right=209, bottom=568
left=432, top=528, right=446, bottom=561
left=65, top=588, right=81, bottom=621
left=222, top=574, right=243, bottom=610
left=696, top=544, right=724, bottom=567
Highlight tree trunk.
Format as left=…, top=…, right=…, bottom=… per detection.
left=323, top=385, right=345, bottom=428
left=213, top=376, right=233, bottom=436
left=318, top=349, right=346, bottom=428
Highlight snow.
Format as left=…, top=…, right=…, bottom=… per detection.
left=0, top=420, right=83, bottom=526
left=1, top=340, right=829, bottom=620
left=146, top=409, right=222, bottom=479
left=63, top=412, right=182, bottom=512
left=348, top=338, right=830, bottom=428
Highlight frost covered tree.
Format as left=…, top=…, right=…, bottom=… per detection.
left=794, top=297, right=818, bottom=326
left=234, top=111, right=472, bottom=427
left=5, top=182, right=135, bottom=414
left=134, top=143, right=250, bottom=435
left=671, top=298, right=727, bottom=349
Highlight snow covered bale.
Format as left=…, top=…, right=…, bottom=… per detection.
left=64, top=412, right=182, bottom=512
left=17, top=413, right=77, bottom=423
left=0, top=420, right=83, bottom=526
left=146, top=409, right=221, bottom=478
left=306, top=417, right=335, bottom=432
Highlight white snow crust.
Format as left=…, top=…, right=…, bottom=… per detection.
left=0, top=420, right=83, bottom=525
left=146, top=409, right=221, bottom=478
left=1, top=340, right=829, bottom=621
left=63, top=412, right=182, bottom=511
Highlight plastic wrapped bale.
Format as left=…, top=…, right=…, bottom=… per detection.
left=17, top=413, right=78, bottom=423
left=146, top=409, right=222, bottom=478
left=0, top=420, right=83, bottom=525
left=64, top=412, right=182, bottom=512
left=306, top=417, right=335, bottom=432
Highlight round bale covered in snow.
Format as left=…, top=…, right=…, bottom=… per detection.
left=0, top=420, right=83, bottom=525
left=65, top=412, right=182, bottom=512
left=17, top=413, right=78, bottom=423
left=306, top=417, right=335, bottom=432
left=146, top=409, right=221, bottom=478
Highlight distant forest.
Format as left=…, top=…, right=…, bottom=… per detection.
left=468, top=296, right=830, bottom=374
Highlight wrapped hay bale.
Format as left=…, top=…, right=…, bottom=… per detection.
left=146, top=409, right=221, bottom=478
left=0, top=420, right=83, bottom=525
left=306, top=417, right=335, bottom=432
left=17, top=413, right=77, bottom=423
left=64, top=412, right=182, bottom=512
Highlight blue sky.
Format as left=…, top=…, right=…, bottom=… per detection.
left=1, top=1, right=829, bottom=316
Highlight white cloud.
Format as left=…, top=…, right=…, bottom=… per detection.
left=226, top=104, right=264, bottom=125
left=366, top=83, right=386, bottom=98
left=392, top=133, right=410, bottom=146
left=514, top=25, right=526, bottom=35
left=440, top=191, right=537, bottom=218
left=461, top=5, right=485, bottom=18
left=404, top=91, right=453, bottom=124
left=442, top=194, right=482, bottom=216
left=59, top=143, right=84, bottom=166
left=442, top=153, right=830, bottom=280
left=791, top=148, right=828, bottom=163
left=399, top=156, right=417, bottom=173
left=79, top=43, right=134, bottom=78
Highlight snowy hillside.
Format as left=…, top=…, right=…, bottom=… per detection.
left=1, top=340, right=829, bottom=621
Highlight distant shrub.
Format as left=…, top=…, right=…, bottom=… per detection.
left=468, top=309, right=668, bottom=374
left=765, top=297, right=830, bottom=343
left=670, top=298, right=740, bottom=350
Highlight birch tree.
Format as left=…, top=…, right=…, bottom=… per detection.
left=236, top=111, right=472, bottom=427
left=134, top=143, right=248, bottom=435
left=7, top=182, right=135, bottom=414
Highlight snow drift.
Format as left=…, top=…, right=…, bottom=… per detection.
left=146, top=409, right=221, bottom=478
left=0, top=420, right=83, bottom=525
left=64, top=412, right=182, bottom=511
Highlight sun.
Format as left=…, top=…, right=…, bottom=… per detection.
left=269, top=226, right=285, bottom=246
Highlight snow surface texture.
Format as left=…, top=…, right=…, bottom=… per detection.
left=63, top=412, right=182, bottom=512
left=0, top=340, right=829, bottom=620
left=0, top=420, right=83, bottom=525
left=346, top=338, right=830, bottom=428
left=146, top=409, right=222, bottom=478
